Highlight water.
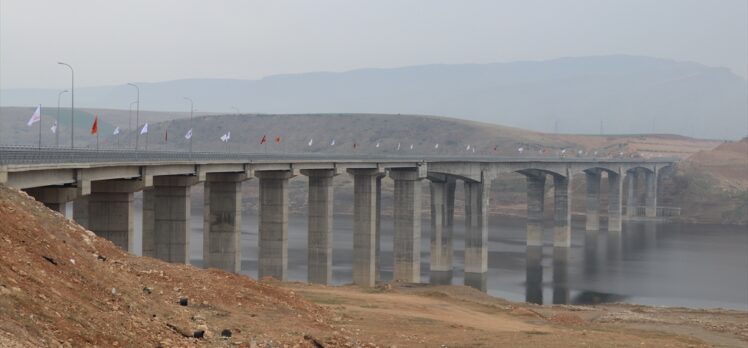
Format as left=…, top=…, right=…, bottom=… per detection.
left=118, top=193, right=748, bottom=310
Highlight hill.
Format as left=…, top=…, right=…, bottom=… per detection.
left=3, top=55, right=746, bottom=139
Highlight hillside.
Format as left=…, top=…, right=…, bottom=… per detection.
left=2, top=184, right=747, bottom=347
left=3, top=55, right=746, bottom=139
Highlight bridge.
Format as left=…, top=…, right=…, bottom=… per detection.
left=0, top=146, right=675, bottom=290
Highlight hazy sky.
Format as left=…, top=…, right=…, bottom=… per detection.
left=1, top=0, right=746, bottom=89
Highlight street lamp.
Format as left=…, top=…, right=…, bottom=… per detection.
left=127, top=83, right=140, bottom=150
left=184, top=97, right=194, bottom=154
left=56, top=89, right=69, bottom=147
left=128, top=101, right=138, bottom=147
left=57, top=62, right=74, bottom=148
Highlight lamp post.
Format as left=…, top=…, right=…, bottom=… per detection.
left=56, top=89, right=69, bottom=147
left=127, top=83, right=140, bottom=150
left=184, top=97, right=194, bottom=154
left=57, top=62, right=74, bottom=148
left=128, top=101, right=137, bottom=147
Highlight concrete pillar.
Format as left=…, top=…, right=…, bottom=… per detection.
left=644, top=169, right=658, bottom=218
left=142, top=189, right=155, bottom=257
left=348, top=169, right=380, bottom=287
left=525, top=245, right=543, bottom=304
left=585, top=170, right=601, bottom=231
left=626, top=171, right=639, bottom=217
left=390, top=168, right=423, bottom=283
left=375, top=174, right=384, bottom=283
left=153, top=176, right=198, bottom=264
left=607, top=172, right=623, bottom=231
left=553, top=174, right=572, bottom=248
left=526, top=173, right=546, bottom=246
left=464, top=178, right=490, bottom=291
left=87, top=179, right=145, bottom=252
left=204, top=173, right=247, bottom=273
left=429, top=175, right=456, bottom=285
left=73, top=196, right=89, bottom=229
left=552, top=247, right=569, bottom=304
left=302, top=169, right=336, bottom=285
left=256, top=170, right=295, bottom=281
left=25, top=186, right=78, bottom=215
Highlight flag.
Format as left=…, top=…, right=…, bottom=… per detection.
left=50, top=121, right=58, bottom=134
left=494, top=145, right=498, bottom=151
left=184, top=128, right=192, bottom=139
left=466, top=145, right=471, bottom=151
left=91, top=116, right=98, bottom=135
left=434, top=143, right=439, bottom=149
left=260, top=135, right=267, bottom=144
left=409, top=144, right=414, bottom=150
left=330, top=139, right=335, bottom=146
left=220, top=134, right=228, bottom=142
left=376, top=142, right=380, bottom=148
left=396, top=142, right=401, bottom=151
left=308, top=138, right=313, bottom=146
left=165, top=129, right=168, bottom=143
left=275, top=135, right=281, bottom=144
left=353, top=143, right=357, bottom=149
left=113, top=126, right=120, bottom=135
left=518, top=147, right=524, bottom=153
left=27, top=106, right=41, bottom=126
left=472, top=147, right=475, bottom=153
left=140, top=123, right=149, bottom=135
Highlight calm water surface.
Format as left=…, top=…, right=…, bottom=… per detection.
left=114, top=191, right=748, bottom=310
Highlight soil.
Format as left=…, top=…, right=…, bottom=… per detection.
left=1, top=184, right=746, bottom=347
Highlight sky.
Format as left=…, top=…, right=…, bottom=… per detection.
left=0, top=0, right=746, bottom=89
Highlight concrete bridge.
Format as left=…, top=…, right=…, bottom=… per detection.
left=0, top=146, right=675, bottom=290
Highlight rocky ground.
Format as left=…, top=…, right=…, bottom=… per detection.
left=1, top=184, right=746, bottom=347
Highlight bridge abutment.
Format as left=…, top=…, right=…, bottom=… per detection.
left=25, top=186, right=77, bottom=215
left=257, top=170, right=295, bottom=281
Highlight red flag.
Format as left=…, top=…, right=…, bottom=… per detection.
left=353, top=143, right=357, bottom=149
left=260, top=135, right=267, bottom=144
left=91, top=116, right=98, bottom=135
left=493, top=145, right=497, bottom=151
left=275, top=135, right=281, bottom=144
left=165, top=129, right=168, bottom=143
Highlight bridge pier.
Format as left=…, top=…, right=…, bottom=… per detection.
left=25, top=186, right=77, bottom=215
left=626, top=171, right=639, bottom=217
left=552, top=246, right=570, bottom=304
left=86, top=179, right=145, bottom=252
left=302, top=169, right=336, bottom=285
left=375, top=174, right=384, bottom=283
left=644, top=169, right=658, bottom=218
left=348, top=169, right=381, bottom=287
left=553, top=175, right=572, bottom=248
left=464, top=178, right=490, bottom=291
left=152, top=176, right=198, bottom=264
left=391, top=168, right=424, bottom=283
left=585, top=170, right=601, bottom=231
left=203, top=173, right=247, bottom=273
left=526, top=173, right=546, bottom=247
left=142, top=189, right=155, bottom=257
left=428, top=175, right=456, bottom=285
left=257, top=170, right=295, bottom=281
left=73, top=196, right=90, bottom=229
left=608, top=171, right=623, bottom=231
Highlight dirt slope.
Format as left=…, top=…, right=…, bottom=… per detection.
left=0, top=185, right=346, bottom=347
left=686, top=138, right=748, bottom=190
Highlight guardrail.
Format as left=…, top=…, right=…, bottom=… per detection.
left=623, top=206, right=681, bottom=217
left=0, top=145, right=679, bottom=166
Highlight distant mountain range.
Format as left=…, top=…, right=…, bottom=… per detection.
left=2, top=55, right=746, bottom=139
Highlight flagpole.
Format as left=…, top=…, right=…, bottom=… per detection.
left=38, top=104, right=42, bottom=150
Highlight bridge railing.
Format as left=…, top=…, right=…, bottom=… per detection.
left=623, top=206, right=681, bottom=217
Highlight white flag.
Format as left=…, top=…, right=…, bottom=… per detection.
left=561, top=149, right=567, bottom=154
left=396, top=142, right=401, bottom=151
left=185, top=128, right=193, bottom=139
left=113, top=126, right=120, bottom=135
left=466, top=145, right=471, bottom=151
left=330, top=139, right=335, bottom=146
left=50, top=121, right=58, bottom=134
left=375, top=142, right=380, bottom=148
left=472, top=147, right=476, bottom=153
left=434, top=143, right=439, bottom=149
left=518, top=147, right=524, bottom=153
left=220, top=134, right=227, bottom=142
left=410, top=144, right=414, bottom=150
left=308, top=138, right=313, bottom=146
left=27, top=106, right=41, bottom=127
left=226, top=131, right=231, bottom=141
left=140, top=123, right=149, bottom=135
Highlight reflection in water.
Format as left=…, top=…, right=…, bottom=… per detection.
left=584, top=230, right=598, bottom=277
left=430, top=270, right=453, bottom=285
left=464, top=272, right=487, bottom=292
left=552, top=247, right=569, bottom=304
left=525, top=246, right=543, bottom=304
left=606, top=230, right=622, bottom=261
